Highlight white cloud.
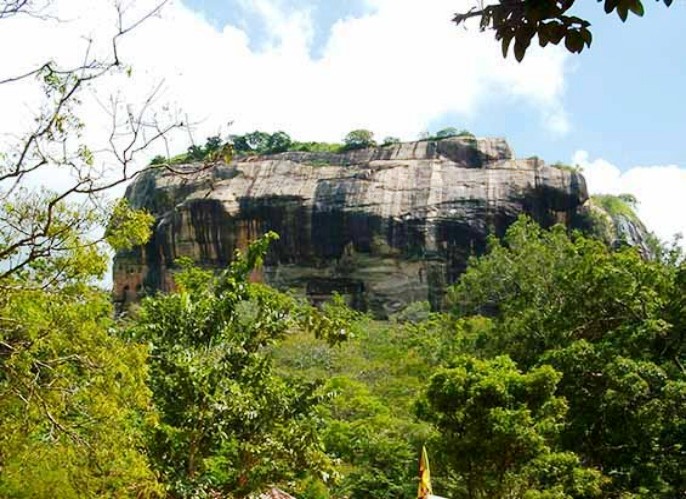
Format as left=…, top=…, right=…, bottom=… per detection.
left=0, top=0, right=571, bottom=158
left=573, top=150, right=686, bottom=245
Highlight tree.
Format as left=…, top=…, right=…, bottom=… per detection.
left=0, top=1, right=211, bottom=495
left=128, top=234, right=353, bottom=497
left=229, top=130, right=291, bottom=155
left=416, top=355, right=605, bottom=498
left=453, top=0, right=675, bottom=61
left=320, top=377, right=422, bottom=499
left=447, top=217, right=686, bottom=496
left=434, top=127, right=459, bottom=139
left=0, top=0, right=225, bottom=288
left=186, top=143, right=206, bottom=161
left=0, top=283, right=162, bottom=497
left=231, top=133, right=252, bottom=154
left=182, top=135, right=232, bottom=163
left=382, top=136, right=401, bottom=146
left=343, top=129, right=376, bottom=151
left=203, top=135, right=223, bottom=155
left=0, top=198, right=159, bottom=496
left=267, top=131, right=293, bottom=153
left=0, top=1, right=35, bottom=19
left=244, top=130, right=272, bottom=153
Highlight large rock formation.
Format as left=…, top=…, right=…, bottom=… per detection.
left=114, top=137, right=590, bottom=316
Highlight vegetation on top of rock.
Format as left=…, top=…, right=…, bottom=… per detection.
left=341, top=129, right=377, bottom=151
left=288, top=140, right=342, bottom=154
left=148, top=126, right=479, bottom=166
left=419, top=128, right=476, bottom=142
left=434, top=127, right=475, bottom=140
left=382, top=136, right=402, bottom=146
left=231, top=130, right=294, bottom=155
left=551, top=161, right=582, bottom=173
left=592, top=193, right=640, bottom=222
left=580, top=193, right=647, bottom=249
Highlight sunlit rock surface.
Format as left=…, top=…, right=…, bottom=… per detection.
left=114, top=137, right=589, bottom=316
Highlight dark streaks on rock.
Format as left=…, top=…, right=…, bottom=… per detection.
left=113, top=137, right=593, bottom=317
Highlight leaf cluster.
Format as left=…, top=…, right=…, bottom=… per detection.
left=231, top=130, right=294, bottom=156
left=454, top=0, right=674, bottom=61
left=424, top=127, right=475, bottom=141
left=341, top=129, right=376, bottom=151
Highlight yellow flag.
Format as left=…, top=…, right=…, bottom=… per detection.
left=417, top=445, right=433, bottom=499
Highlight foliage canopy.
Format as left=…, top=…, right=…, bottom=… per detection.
left=417, top=355, right=605, bottom=498
left=447, top=217, right=686, bottom=497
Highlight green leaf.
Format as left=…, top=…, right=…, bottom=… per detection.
left=564, top=31, right=585, bottom=53
left=628, top=0, right=645, bottom=16
left=617, top=2, right=630, bottom=21
left=501, top=32, right=515, bottom=58
left=605, top=0, right=620, bottom=14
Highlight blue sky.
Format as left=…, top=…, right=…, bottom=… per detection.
left=187, top=0, right=370, bottom=58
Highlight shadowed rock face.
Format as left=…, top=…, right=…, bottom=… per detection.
left=113, top=137, right=589, bottom=317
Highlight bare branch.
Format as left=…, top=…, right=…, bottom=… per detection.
left=0, top=1, right=193, bottom=286
left=0, top=0, right=31, bottom=19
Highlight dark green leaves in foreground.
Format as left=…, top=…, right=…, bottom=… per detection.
left=453, top=0, right=675, bottom=61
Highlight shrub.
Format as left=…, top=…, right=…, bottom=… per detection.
left=342, top=129, right=376, bottom=151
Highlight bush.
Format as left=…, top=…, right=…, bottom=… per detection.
left=342, top=129, right=376, bottom=151
left=419, top=128, right=475, bottom=141
left=382, top=136, right=401, bottom=146
left=434, top=127, right=459, bottom=139
left=392, top=300, right=432, bottom=324
left=290, top=141, right=342, bottom=154
left=551, top=161, right=582, bottom=173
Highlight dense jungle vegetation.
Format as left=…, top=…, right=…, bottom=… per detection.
left=2, top=211, right=684, bottom=498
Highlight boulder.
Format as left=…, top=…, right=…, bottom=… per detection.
left=114, top=137, right=589, bottom=317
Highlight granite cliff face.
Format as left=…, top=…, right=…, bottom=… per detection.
left=114, top=137, right=589, bottom=316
